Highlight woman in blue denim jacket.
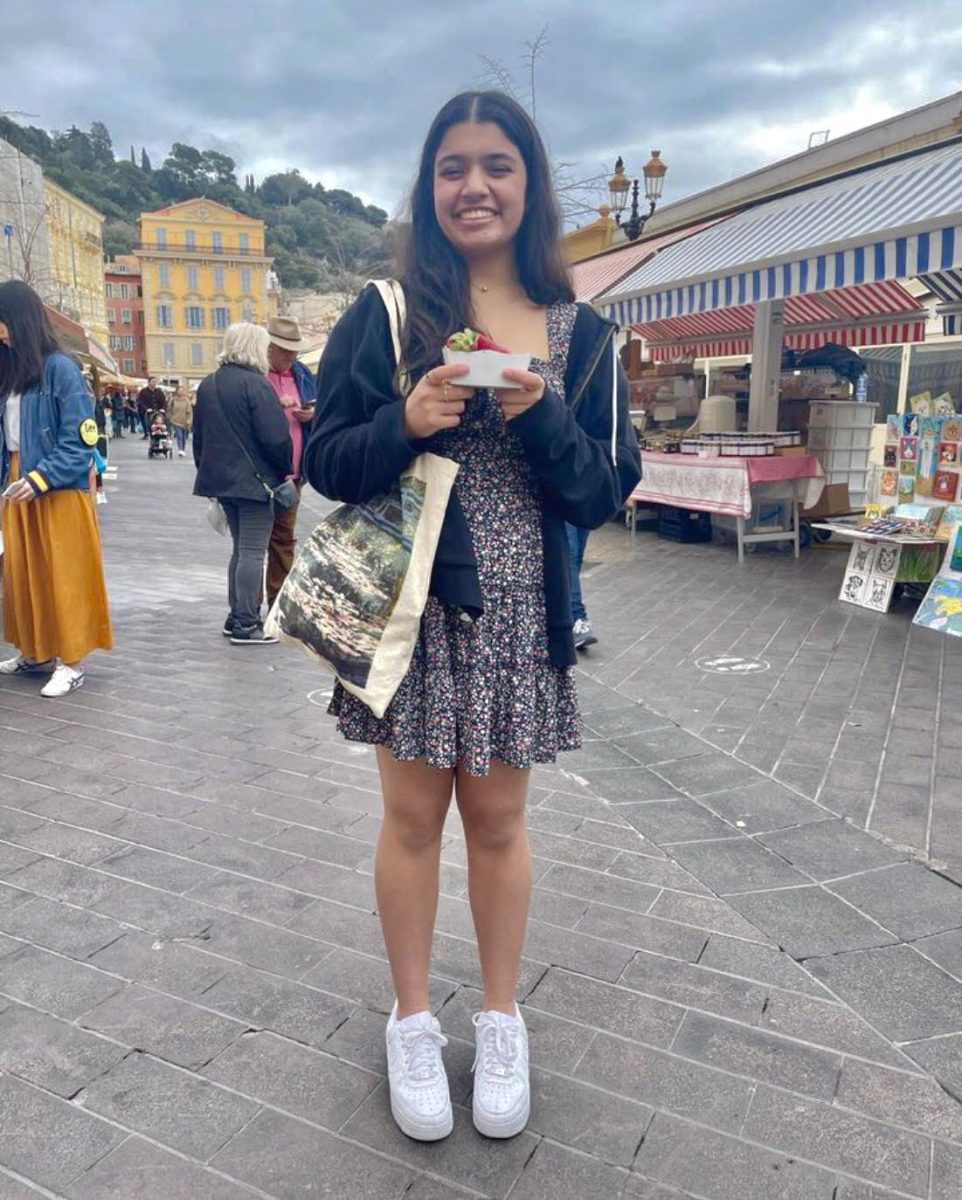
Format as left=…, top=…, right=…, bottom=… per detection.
left=0, top=281, right=112, bottom=698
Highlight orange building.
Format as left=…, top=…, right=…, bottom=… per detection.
left=104, top=255, right=147, bottom=378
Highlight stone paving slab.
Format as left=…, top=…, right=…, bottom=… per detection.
left=0, top=439, right=960, bottom=1198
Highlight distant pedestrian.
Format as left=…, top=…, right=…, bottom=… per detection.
left=263, top=316, right=315, bottom=605
left=0, top=280, right=113, bottom=697
left=193, top=323, right=292, bottom=645
left=137, top=376, right=165, bottom=437
left=124, top=391, right=138, bottom=432
left=304, top=90, right=640, bottom=1143
left=108, top=389, right=125, bottom=438
left=169, top=384, right=193, bottom=456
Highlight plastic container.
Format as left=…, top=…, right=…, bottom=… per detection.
left=442, top=348, right=531, bottom=388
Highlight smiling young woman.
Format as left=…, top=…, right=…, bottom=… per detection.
left=302, top=91, right=641, bottom=1144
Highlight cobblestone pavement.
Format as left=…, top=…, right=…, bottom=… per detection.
left=0, top=437, right=959, bottom=1199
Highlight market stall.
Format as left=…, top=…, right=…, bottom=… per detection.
left=627, top=447, right=824, bottom=562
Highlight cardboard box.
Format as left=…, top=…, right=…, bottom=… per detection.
left=801, top=483, right=851, bottom=518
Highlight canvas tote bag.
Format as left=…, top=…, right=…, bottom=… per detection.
left=265, top=280, right=459, bottom=718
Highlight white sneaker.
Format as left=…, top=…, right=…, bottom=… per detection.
left=178, top=450, right=186, bottom=457
left=471, top=1004, right=530, bottom=1138
left=40, top=664, right=85, bottom=698
left=0, top=654, right=55, bottom=676
left=385, top=1002, right=452, bottom=1141
left=572, top=618, right=598, bottom=650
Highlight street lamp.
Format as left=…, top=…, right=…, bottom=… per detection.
left=607, top=151, right=668, bottom=241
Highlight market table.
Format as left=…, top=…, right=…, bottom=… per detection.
left=627, top=450, right=826, bottom=563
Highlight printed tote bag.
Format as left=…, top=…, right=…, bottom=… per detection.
left=265, top=280, right=458, bottom=718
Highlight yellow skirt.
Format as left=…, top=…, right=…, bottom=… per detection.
left=2, top=453, right=113, bottom=663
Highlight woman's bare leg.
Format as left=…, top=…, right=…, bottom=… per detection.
left=456, top=761, right=532, bottom=1015
left=374, top=748, right=454, bottom=1018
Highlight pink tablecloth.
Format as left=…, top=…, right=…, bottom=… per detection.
left=630, top=451, right=825, bottom=519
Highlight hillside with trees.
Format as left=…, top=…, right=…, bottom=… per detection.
left=0, top=116, right=391, bottom=291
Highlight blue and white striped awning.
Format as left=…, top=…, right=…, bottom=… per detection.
left=919, top=267, right=962, bottom=302
left=599, top=142, right=962, bottom=326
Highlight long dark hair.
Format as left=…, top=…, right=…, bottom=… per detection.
left=398, top=91, right=574, bottom=383
left=0, top=280, right=61, bottom=397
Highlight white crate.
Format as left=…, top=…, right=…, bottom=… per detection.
left=808, top=401, right=878, bottom=429
left=818, top=447, right=871, bottom=472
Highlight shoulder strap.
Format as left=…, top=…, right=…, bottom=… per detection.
left=366, top=279, right=410, bottom=397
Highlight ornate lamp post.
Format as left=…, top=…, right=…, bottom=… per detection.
left=607, top=152, right=668, bottom=241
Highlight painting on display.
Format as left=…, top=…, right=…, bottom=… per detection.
left=839, top=541, right=902, bottom=613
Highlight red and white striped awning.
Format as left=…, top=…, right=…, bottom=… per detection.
left=571, top=220, right=724, bottom=302
left=635, top=280, right=927, bottom=361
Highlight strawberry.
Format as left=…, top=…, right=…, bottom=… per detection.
left=475, top=333, right=511, bottom=353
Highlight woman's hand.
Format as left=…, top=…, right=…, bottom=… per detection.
left=497, top=368, right=546, bottom=421
left=2, top=479, right=37, bottom=504
left=404, top=364, right=473, bottom=439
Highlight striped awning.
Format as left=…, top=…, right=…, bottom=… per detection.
left=943, top=309, right=962, bottom=336
left=600, top=141, right=962, bottom=326
left=570, top=220, right=722, bottom=302
left=918, top=268, right=962, bottom=337
left=636, top=280, right=928, bottom=360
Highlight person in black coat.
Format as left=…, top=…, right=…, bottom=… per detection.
left=193, top=323, right=292, bottom=644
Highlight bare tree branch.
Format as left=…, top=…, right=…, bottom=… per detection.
left=522, top=25, right=549, bottom=122
left=477, top=57, right=523, bottom=104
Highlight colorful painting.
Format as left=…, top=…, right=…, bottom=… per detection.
left=885, top=415, right=901, bottom=443
left=898, top=474, right=916, bottom=498
left=902, top=413, right=920, bottom=437
left=880, top=471, right=898, bottom=497
left=940, top=443, right=959, bottom=465
left=913, top=576, right=962, bottom=637
left=883, top=446, right=898, bottom=468
left=942, top=418, right=962, bottom=443
left=900, top=437, right=918, bottom=462
left=934, top=393, right=957, bottom=417
left=934, top=471, right=960, bottom=501
left=909, top=392, right=933, bottom=416
left=920, top=416, right=944, bottom=440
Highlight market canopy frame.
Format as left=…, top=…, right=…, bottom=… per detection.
left=598, top=141, right=962, bottom=326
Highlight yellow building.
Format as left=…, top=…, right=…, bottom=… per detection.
left=563, top=206, right=622, bottom=265
left=138, top=198, right=273, bottom=384
left=43, top=179, right=109, bottom=348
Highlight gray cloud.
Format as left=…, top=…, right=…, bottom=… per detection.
left=3, top=0, right=961, bottom=219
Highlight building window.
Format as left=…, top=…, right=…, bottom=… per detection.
left=191, top=342, right=204, bottom=367
left=212, top=231, right=223, bottom=252
left=214, top=266, right=225, bottom=291
left=123, top=358, right=135, bottom=373
left=187, top=265, right=199, bottom=290
left=123, top=335, right=136, bottom=351
left=239, top=232, right=249, bottom=252
left=156, top=304, right=173, bottom=328
left=162, top=342, right=175, bottom=366
left=138, top=311, right=144, bottom=325
left=156, top=228, right=167, bottom=247
left=121, top=308, right=132, bottom=324
left=158, top=264, right=170, bottom=288
left=241, top=268, right=252, bottom=292
left=185, top=229, right=196, bottom=250
left=109, top=335, right=122, bottom=350
left=118, top=282, right=130, bottom=299
left=212, top=306, right=230, bottom=330
left=186, top=305, right=205, bottom=329
left=108, top=310, right=117, bottom=324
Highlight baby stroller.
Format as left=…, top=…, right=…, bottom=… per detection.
left=148, top=413, right=172, bottom=459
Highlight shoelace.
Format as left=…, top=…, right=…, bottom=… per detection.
left=472, top=1013, right=520, bottom=1080
left=399, top=1025, right=448, bottom=1083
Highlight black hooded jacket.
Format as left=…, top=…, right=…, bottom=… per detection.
left=303, top=283, right=641, bottom=667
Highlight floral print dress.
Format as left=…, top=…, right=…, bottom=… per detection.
left=330, top=302, right=582, bottom=776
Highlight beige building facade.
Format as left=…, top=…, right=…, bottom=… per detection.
left=43, top=178, right=109, bottom=348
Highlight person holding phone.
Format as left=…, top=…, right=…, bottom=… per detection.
left=263, top=316, right=315, bottom=607
left=0, top=281, right=112, bottom=697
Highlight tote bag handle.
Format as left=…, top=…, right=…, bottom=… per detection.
left=366, top=279, right=410, bottom=397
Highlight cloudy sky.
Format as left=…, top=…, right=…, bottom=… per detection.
left=4, top=0, right=962, bottom=221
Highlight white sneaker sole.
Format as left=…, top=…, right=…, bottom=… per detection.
left=390, top=1097, right=453, bottom=1141
left=40, top=675, right=85, bottom=699
left=473, top=1093, right=530, bottom=1139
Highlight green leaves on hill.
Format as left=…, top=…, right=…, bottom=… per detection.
left=0, top=117, right=390, bottom=291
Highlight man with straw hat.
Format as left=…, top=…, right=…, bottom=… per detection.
left=263, top=316, right=316, bottom=606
